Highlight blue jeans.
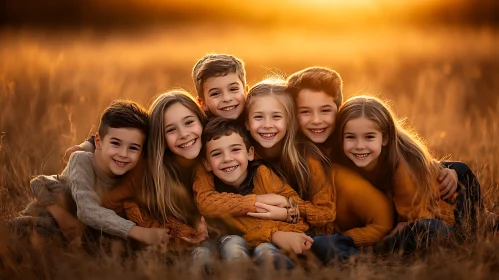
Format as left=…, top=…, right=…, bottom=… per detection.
left=311, top=235, right=358, bottom=264
left=253, top=242, right=295, bottom=271
left=442, top=161, right=482, bottom=232
left=191, top=236, right=295, bottom=271
left=379, top=219, right=452, bottom=254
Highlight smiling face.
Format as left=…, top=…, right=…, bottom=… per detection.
left=246, top=96, right=287, bottom=149
left=199, top=73, right=246, bottom=119
left=163, top=102, right=203, bottom=160
left=94, top=127, right=145, bottom=177
left=343, top=116, right=387, bottom=171
left=203, top=132, right=254, bottom=188
left=296, top=89, right=338, bottom=143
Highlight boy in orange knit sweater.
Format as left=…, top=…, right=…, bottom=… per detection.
left=196, top=117, right=313, bottom=270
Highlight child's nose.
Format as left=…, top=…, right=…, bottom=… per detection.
left=312, top=112, right=322, bottom=124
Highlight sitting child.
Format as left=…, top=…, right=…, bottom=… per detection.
left=12, top=100, right=170, bottom=246
left=194, top=117, right=314, bottom=270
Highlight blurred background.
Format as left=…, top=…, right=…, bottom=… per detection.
left=0, top=0, right=498, bottom=217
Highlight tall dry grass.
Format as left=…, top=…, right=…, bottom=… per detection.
left=0, top=25, right=498, bottom=278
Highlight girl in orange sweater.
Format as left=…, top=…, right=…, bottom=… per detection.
left=68, top=90, right=210, bottom=248
left=335, top=95, right=468, bottom=253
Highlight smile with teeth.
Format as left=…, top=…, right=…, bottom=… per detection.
left=309, top=128, right=326, bottom=134
left=353, top=153, right=370, bottom=159
left=113, top=159, right=129, bottom=167
left=222, top=165, right=239, bottom=172
left=178, top=139, right=196, bottom=148
left=259, top=133, right=277, bottom=140
left=221, top=105, right=238, bottom=111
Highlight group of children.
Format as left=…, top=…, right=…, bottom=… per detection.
left=11, top=53, right=497, bottom=270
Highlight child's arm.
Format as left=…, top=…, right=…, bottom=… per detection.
left=333, top=165, right=395, bottom=247
left=392, top=162, right=436, bottom=223
left=62, top=137, right=96, bottom=164
left=66, top=152, right=137, bottom=239
left=123, top=200, right=206, bottom=244
left=193, top=163, right=258, bottom=216
left=250, top=164, right=336, bottom=227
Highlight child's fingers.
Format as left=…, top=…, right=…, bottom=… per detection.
left=438, top=169, right=448, bottom=182
left=247, top=212, right=269, bottom=218
left=254, top=202, right=273, bottom=210
left=439, top=181, right=452, bottom=196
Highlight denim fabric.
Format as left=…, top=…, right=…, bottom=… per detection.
left=379, top=219, right=451, bottom=254
left=253, top=242, right=295, bottom=270
left=442, top=161, right=482, bottom=231
left=311, top=234, right=358, bottom=264
left=219, top=235, right=250, bottom=261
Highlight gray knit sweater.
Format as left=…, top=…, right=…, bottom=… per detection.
left=30, top=151, right=136, bottom=239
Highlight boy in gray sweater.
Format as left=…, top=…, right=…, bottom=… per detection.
left=14, top=100, right=170, bottom=246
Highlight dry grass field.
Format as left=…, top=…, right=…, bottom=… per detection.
left=1, top=1, right=499, bottom=277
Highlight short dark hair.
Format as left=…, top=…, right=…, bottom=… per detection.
left=287, top=66, right=343, bottom=109
left=192, top=54, right=246, bottom=100
left=201, top=117, right=251, bottom=157
left=97, top=100, right=149, bottom=139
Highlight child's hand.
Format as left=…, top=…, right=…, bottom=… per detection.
left=271, top=231, right=313, bottom=254
left=181, top=216, right=208, bottom=244
left=247, top=202, right=287, bottom=221
left=62, top=145, right=82, bottom=164
left=438, top=168, right=458, bottom=200
left=130, top=226, right=171, bottom=246
left=256, top=194, right=289, bottom=208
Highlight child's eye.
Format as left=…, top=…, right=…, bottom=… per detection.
left=232, top=148, right=242, bottom=152
left=366, top=135, right=376, bottom=140
left=129, top=146, right=140, bottom=151
left=211, top=152, right=221, bottom=157
left=230, top=87, right=240, bottom=92
left=111, top=141, right=120, bottom=146
left=253, top=115, right=263, bottom=120
left=185, top=120, right=194, bottom=126
left=344, top=135, right=355, bottom=140
left=299, top=110, right=309, bottom=114
left=322, top=109, right=332, bottom=113
left=166, top=128, right=176, bottom=133
left=210, top=92, right=220, bottom=97
left=273, top=115, right=283, bottom=120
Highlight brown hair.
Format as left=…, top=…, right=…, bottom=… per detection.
left=98, top=100, right=149, bottom=140
left=142, top=90, right=207, bottom=224
left=192, top=53, right=246, bottom=100
left=336, top=95, right=441, bottom=202
left=201, top=117, right=252, bottom=157
left=287, top=66, right=343, bottom=109
left=246, top=78, right=330, bottom=198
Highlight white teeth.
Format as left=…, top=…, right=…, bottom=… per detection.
left=353, top=153, right=369, bottom=158
left=114, top=160, right=128, bottom=167
left=310, top=129, right=325, bottom=134
left=179, top=139, right=195, bottom=148
left=222, top=165, right=238, bottom=172
left=221, top=105, right=236, bottom=111
left=260, top=133, right=276, bottom=139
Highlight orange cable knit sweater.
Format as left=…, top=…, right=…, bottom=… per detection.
left=100, top=162, right=201, bottom=245
left=389, top=161, right=455, bottom=226
left=193, top=156, right=336, bottom=228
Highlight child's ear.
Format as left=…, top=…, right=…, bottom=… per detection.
left=244, top=85, right=249, bottom=95
left=382, top=136, right=388, bottom=147
left=197, top=96, right=209, bottom=112
left=247, top=146, right=255, bottom=161
left=95, top=133, right=103, bottom=150
left=202, top=159, right=212, bottom=172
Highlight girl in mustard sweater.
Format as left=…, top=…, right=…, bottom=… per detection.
left=334, top=95, right=488, bottom=253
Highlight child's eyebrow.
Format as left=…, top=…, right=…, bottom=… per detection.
left=164, top=115, right=195, bottom=128
left=110, top=137, right=122, bottom=142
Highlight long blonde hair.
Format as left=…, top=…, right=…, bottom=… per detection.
left=246, top=78, right=329, bottom=198
left=143, top=90, right=207, bottom=224
left=336, top=95, right=441, bottom=200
